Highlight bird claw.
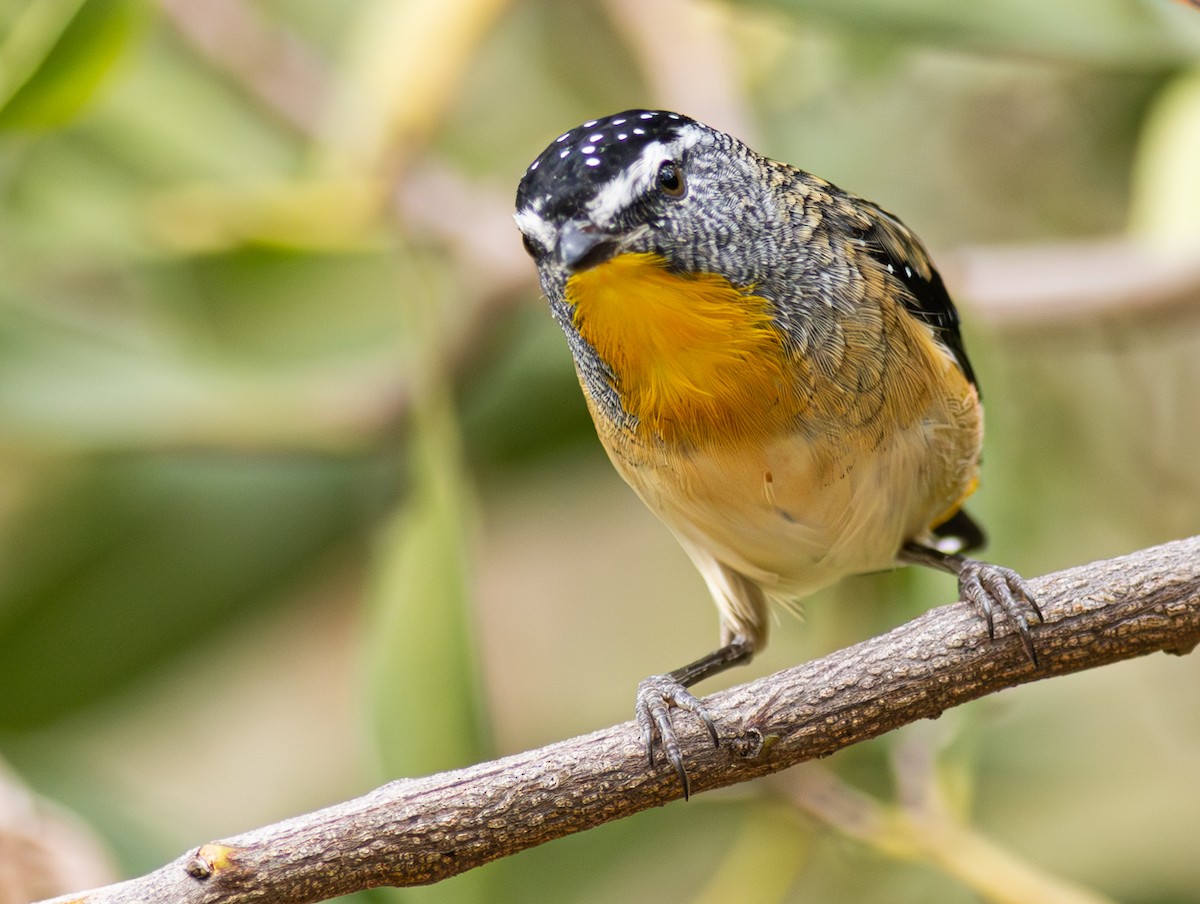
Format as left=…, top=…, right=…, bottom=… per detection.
left=956, top=560, right=1044, bottom=665
left=635, top=675, right=719, bottom=799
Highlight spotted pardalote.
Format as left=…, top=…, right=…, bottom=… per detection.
left=514, top=110, right=1042, bottom=797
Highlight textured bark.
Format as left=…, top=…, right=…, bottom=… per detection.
left=38, top=536, right=1200, bottom=904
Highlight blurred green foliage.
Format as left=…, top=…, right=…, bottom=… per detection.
left=0, top=0, right=144, bottom=130
left=1, top=1, right=1199, bottom=903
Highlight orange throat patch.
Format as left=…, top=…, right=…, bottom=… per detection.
left=565, top=252, right=797, bottom=446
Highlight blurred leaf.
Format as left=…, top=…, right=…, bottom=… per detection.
left=0, top=451, right=388, bottom=727
left=0, top=0, right=144, bottom=131
left=0, top=246, right=414, bottom=453
left=145, top=178, right=386, bottom=253
left=476, top=797, right=794, bottom=904
left=363, top=390, right=490, bottom=904
left=1129, top=66, right=1200, bottom=244
left=364, top=392, right=486, bottom=778
left=318, top=0, right=512, bottom=177
left=458, top=305, right=596, bottom=471
left=524, top=1, right=645, bottom=125
left=741, top=0, right=1200, bottom=69
left=687, top=801, right=810, bottom=904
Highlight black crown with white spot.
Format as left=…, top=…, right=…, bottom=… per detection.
left=516, top=110, right=693, bottom=218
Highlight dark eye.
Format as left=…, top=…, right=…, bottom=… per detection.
left=656, top=161, right=685, bottom=197
left=521, top=232, right=541, bottom=258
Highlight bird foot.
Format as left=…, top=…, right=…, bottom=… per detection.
left=957, top=559, right=1045, bottom=665
left=635, top=675, right=719, bottom=799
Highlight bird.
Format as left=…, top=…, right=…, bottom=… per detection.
left=513, top=109, right=1042, bottom=798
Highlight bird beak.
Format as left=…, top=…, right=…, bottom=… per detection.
left=557, top=220, right=619, bottom=272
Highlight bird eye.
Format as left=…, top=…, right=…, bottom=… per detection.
left=656, top=161, right=685, bottom=198
left=521, top=232, right=541, bottom=258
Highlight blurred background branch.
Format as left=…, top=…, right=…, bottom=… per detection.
left=0, top=759, right=116, bottom=904
left=157, top=0, right=329, bottom=137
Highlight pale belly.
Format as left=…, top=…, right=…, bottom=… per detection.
left=597, top=398, right=982, bottom=646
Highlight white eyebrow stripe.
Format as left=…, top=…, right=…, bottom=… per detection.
left=586, top=141, right=667, bottom=224
left=584, top=125, right=706, bottom=225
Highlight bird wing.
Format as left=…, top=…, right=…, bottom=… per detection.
left=857, top=206, right=980, bottom=396
left=853, top=203, right=988, bottom=554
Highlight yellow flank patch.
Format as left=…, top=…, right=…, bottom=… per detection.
left=930, top=475, right=980, bottom=530
left=565, top=252, right=797, bottom=446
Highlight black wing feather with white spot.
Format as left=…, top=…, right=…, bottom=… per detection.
left=860, top=207, right=980, bottom=396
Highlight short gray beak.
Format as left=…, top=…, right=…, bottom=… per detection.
left=557, top=220, right=619, bottom=272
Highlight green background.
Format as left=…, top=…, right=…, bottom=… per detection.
left=1, top=1, right=1199, bottom=902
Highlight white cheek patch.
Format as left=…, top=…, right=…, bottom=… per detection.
left=513, top=206, right=557, bottom=251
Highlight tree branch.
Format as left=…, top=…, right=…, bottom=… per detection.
left=38, top=536, right=1200, bottom=904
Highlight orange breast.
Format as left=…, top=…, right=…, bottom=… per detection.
left=565, top=253, right=800, bottom=447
